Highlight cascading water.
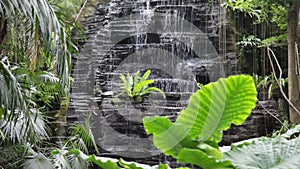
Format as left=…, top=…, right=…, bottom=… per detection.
left=69, top=0, right=240, bottom=167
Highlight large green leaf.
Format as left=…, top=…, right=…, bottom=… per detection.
left=52, top=149, right=171, bottom=169
left=119, top=159, right=171, bottom=169
left=224, top=136, right=300, bottom=169
left=86, top=155, right=120, bottom=169
left=176, top=75, right=257, bottom=142
left=143, top=75, right=257, bottom=168
left=143, top=117, right=198, bottom=156
left=281, top=123, right=300, bottom=139
left=177, top=148, right=233, bottom=169
left=144, top=75, right=257, bottom=152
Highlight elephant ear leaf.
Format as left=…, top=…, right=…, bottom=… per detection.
left=143, top=75, right=257, bottom=160
left=143, top=116, right=198, bottom=157
left=176, top=75, right=257, bottom=143
left=224, top=137, right=300, bottom=169
left=177, top=148, right=233, bottom=169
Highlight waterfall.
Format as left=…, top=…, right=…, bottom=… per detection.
left=69, top=0, right=235, bottom=167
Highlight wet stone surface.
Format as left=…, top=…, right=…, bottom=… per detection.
left=69, top=0, right=281, bottom=167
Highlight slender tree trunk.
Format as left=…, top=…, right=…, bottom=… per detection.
left=288, top=0, right=300, bottom=122
left=0, top=16, right=7, bottom=55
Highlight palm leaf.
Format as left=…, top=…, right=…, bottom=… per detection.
left=0, top=108, right=49, bottom=143
left=69, top=113, right=99, bottom=154
left=69, top=153, right=89, bottom=169
left=37, top=71, right=60, bottom=83
left=23, top=152, right=52, bottom=169
left=51, top=150, right=73, bottom=169
left=0, top=0, right=74, bottom=94
left=0, top=57, right=27, bottom=119
left=0, top=143, right=29, bottom=167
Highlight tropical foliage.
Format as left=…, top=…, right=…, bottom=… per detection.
left=223, top=0, right=300, bottom=122
left=53, top=0, right=86, bottom=17
left=223, top=0, right=287, bottom=46
left=143, top=75, right=258, bottom=168
left=224, top=136, right=300, bottom=169
left=220, top=122, right=300, bottom=169
left=0, top=0, right=299, bottom=168
left=0, top=0, right=82, bottom=168
left=0, top=0, right=76, bottom=122
left=50, top=149, right=171, bottom=169
left=252, top=73, right=287, bottom=99
left=119, top=70, right=166, bottom=102
left=143, top=75, right=300, bottom=169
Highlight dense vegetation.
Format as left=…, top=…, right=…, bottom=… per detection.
left=0, top=0, right=300, bottom=168
left=224, top=0, right=300, bottom=122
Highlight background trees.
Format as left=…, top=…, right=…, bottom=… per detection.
left=287, top=0, right=300, bottom=122
left=224, top=0, right=300, bottom=122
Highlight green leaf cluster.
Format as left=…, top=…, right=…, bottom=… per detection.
left=223, top=0, right=289, bottom=51
left=119, top=70, right=166, bottom=102
left=252, top=73, right=287, bottom=99
left=51, top=0, right=86, bottom=17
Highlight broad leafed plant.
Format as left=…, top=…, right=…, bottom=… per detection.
left=119, top=70, right=166, bottom=102
left=143, top=75, right=258, bottom=169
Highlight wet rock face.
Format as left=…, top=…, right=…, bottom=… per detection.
left=221, top=100, right=282, bottom=145
left=70, top=0, right=279, bottom=167
left=70, top=0, right=225, bottom=166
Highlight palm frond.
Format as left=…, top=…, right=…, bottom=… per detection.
left=37, top=71, right=59, bottom=83
left=23, top=152, right=52, bottom=169
left=68, top=153, right=89, bottom=169
left=68, top=113, right=99, bottom=154
left=0, top=108, right=49, bottom=143
left=0, top=143, right=29, bottom=168
left=0, top=57, right=27, bottom=119
left=0, top=0, right=74, bottom=94
left=52, top=150, right=72, bottom=169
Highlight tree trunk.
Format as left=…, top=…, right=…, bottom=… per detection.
left=0, top=16, right=7, bottom=55
left=288, top=0, right=300, bottom=122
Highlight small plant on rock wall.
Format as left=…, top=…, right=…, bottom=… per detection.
left=252, top=73, right=287, bottom=99
left=119, top=70, right=166, bottom=103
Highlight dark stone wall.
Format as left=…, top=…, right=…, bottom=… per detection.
left=69, top=0, right=283, bottom=167
left=221, top=100, right=282, bottom=145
